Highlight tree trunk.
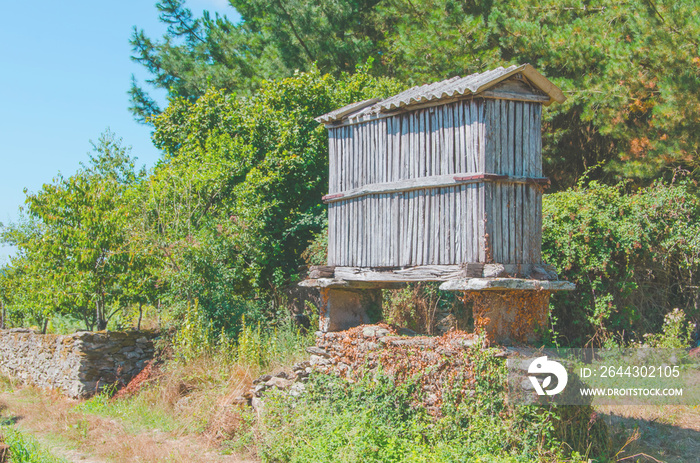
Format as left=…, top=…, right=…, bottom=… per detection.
left=137, top=302, right=143, bottom=331
left=96, top=299, right=107, bottom=331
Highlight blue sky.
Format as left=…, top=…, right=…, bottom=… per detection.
left=0, top=0, right=240, bottom=263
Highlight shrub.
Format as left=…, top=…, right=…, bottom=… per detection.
left=543, top=178, right=700, bottom=345
left=251, top=346, right=607, bottom=462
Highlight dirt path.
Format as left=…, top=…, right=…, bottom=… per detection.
left=598, top=404, right=700, bottom=463
left=0, top=386, right=258, bottom=463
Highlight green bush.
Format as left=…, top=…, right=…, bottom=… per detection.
left=543, top=178, right=700, bottom=346
left=252, top=347, right=604, bottom=462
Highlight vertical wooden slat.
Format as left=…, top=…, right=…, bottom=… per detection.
left=507, top=102, right=516, bottom=264
left=446, top=186, right=453, bottom=264
left=515, top=102, right=523, bottom=177
left=484, top=102, right=496, bottom=262
left=455, top=103, right=463, bottom=173
left=534, top=105, right=543, bottom=177
left=355, top=124, right=360, bottom=188
left=378, top=120, right=384, bottom=183
left=523, top=103, right=531, bottom=177
left=437, top=108, right=443, bottom=176
left=409, top=112, right=417, bottom=179
left=348, top=198, right=353, bottom=266
left=522, top=104, right=531, bottom=264
left=366, top=195, right=372, bottom=266
left=408, top=191, right=415, bottom=265
left=432, top=189, right=438, bottom=264
left=472, top=183, right=478, bottom=262
left=383, top=193, right=389, bottom=266
left=401, top=115, right=409, bottom=180
left=492, top=102, right=503, bottom=263
left=328, top=129, right=336, bottom=194
left=416, top=189, right=423, bottom=265
left=345, top=126, right=351, bottom=190
left=455, top=184, right=462, bottom=264
left=402, top=191, right=410, bottom=265
left=327, top=202, right=334, bottom=265
left=419, top=110, right=426, bottom=178
left=349, top=125, right=355, bottom=189
left=524, top=185, right=531, bottom=264
left=444, top=105, right=454, bottom=174
left=430, top=109, right=438, bottom=177
left=366, top=194, right=372, bottom=266
left=439, top=188, right=444, bottom=265
left=357, top=198, right=361, bottom=267
left=500, top=100, right=508, bottom=263
left=339, top=127, right=345, bottom=191
left=344, top=198, right=349, bottom=266
left=465, top=102, right=474, bottom=172
left=394, top=116, right=400, bottom=180
left=372, top=120, right=378, bottom=184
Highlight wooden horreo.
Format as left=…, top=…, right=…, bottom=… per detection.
left=302, top=64, right=574, bottom=343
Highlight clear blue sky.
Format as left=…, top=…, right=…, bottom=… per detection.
left=0, top=0, right=240, bottom=263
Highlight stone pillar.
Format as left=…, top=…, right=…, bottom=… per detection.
left=462, top=290, right=551, bottom=345
left=318, top=288, right=382, bottom=332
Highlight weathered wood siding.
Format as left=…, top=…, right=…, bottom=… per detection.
left=327, top=98, right=543, bottom=267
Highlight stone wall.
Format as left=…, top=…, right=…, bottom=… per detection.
left=0, top=329, right=157, bottom=398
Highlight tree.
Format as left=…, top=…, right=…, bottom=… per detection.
left=132, top=0, right=700, bottom=186
left=139, top=67, right=401, bottom=329
left=1, top=132, right=148, bottom=330
left=129, top=0, right=286, bottom=122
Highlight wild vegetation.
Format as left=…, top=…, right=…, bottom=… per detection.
left=0, top=0, right=699, bottom=462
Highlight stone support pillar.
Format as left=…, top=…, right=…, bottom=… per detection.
left=318, top=288, right=382, bottom=332
left=462, top=290, right=551, bottom=345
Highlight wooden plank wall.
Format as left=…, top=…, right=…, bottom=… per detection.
left=485, top=100, right=542, bottom=266
left=327, top=98, right=543, bottom=267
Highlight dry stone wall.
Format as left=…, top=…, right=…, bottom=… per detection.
left=0, top=329, right=157, bottom=398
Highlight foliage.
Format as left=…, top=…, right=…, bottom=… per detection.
left=638, top=308, right=697, bottom=348
left=252, top=347, right=603, bottom=462
left=133, top=0, right=700, bottom=186
left=139, top=67, right=400, bottom=326
left=0, top=426, right=68, bottom=463
left=543, top=177, right=700, bottom=346
left=169, top=296, right=313, bottom=369
left=381, top=283, right=462, bottom=335
left=0, top=131, right=153, bottom=330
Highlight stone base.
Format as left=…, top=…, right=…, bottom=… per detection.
left=318, top=288, right=382, bottom=332
left=461, top=290, right=551, bottom=345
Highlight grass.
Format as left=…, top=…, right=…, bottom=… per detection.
left=246, top=348, right=605, bottom=463
left=0, top=426, right=68, bottom=463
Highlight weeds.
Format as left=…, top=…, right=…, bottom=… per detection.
left=1, top=426, right=68, bottom=463
left=249, top=346, right=608, bottom=463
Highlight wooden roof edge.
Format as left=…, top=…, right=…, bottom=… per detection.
left=472, top=64, right=566, bottom=106
left=316, top=64, right=566, bottom=124
left=315, top=97, right=382, bottom=125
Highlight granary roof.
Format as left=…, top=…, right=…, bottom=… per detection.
left=316, top=64, right=565, bottom=125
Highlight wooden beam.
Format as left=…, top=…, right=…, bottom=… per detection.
left=322, top=172, right=549, bottom=203
left=298, top=279, right=406, bottom=289
left=439, top=278, right=575, bottom=292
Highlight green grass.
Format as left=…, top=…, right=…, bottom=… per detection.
left=1, top=426, right=68, bottom=463
left=74, top=387, right=185, bottom=434
left=247, top=348, right=606, bottom=463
